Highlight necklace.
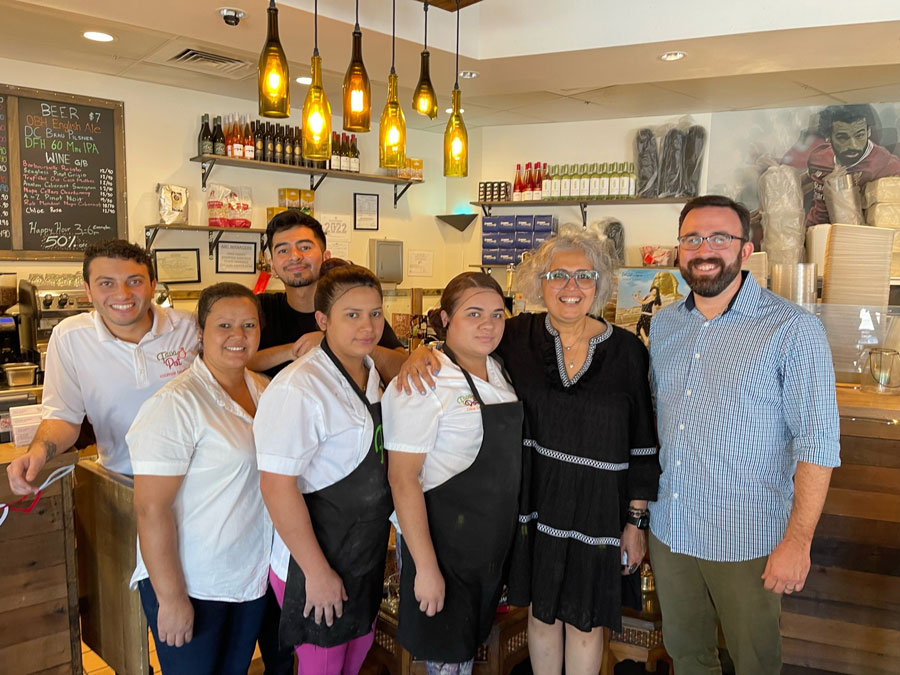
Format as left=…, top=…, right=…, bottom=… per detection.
left=562, top=341, right=577, bottom=369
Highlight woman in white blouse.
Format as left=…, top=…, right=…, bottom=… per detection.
left=127, top=282, right=271, bottom=675
left=256, top=264, right=393, bottom=675
left=382, top=272, right=523, bottom=675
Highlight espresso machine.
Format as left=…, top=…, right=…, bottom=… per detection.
left=0, top=273, right=22, bottom=365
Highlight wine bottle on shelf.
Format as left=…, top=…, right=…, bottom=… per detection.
left=198, top=114, right=213, bottom=156
left=549, top=164, right=560, bottom=199
left=224, top=115, right=233, bottom=157
left=588, top=163, right=600, bottom=199
left=532, top=161, right=543, bottom=201
left=331, top=132, right=341, bottom=170
left=350, top=134, right=360, bottom=173
left=243, top=117, right=255, bottom=160
left=541, top=162, right=550, bottom=200
left=559, top=163, right=571, bottom=200
left=522, top=162, right=534, bottom=201
left=340, top=133, right=351, bottom=172
left=272, top=124, right=283, bottom=164
left=284, top=126, right=294, bottom=165
left=569, top=163, right=581, bottom=200
left=294, top=126, right=303, bottom=166
left=619, top=162, right=629, bottom=198
left=253, top=122, right=264, bottom=161
left=512, top=163, right=523, bottom=202
left=628, top=162, right=637, bottom=198
left=212, top=116, right=226, bottom=156
left=233, top=116, right=244, bottom=159
left=611, top=162, right=623, bottom=199
left=579, top=163, right=590, bottom=199
left=596, top=162, right=608, bottom=199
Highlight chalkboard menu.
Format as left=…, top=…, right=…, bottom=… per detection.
left=0, top=84, right=126, bottom=260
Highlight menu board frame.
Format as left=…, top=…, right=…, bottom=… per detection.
left=0, top=84, right=127, bottom=261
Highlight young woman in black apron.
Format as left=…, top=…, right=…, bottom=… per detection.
left=256, top=265, right=393, bottom=675
left=382, top=273, right=524, bottom=675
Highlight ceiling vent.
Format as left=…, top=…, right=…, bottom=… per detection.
left=144, top=41, right=254, bottom=80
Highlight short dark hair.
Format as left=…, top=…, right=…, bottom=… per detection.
left=818, top=104, right=876, bottom=139
left=197, top=282, right=262, bottom=331
left=83, top=239, right=155, bottom=283
left=314, top=264, right=382, bottom=316
left=679, top=195, right=751, bottom=241
left=265, top=210, right=327, bottom=253
left=429, top=272, right=504, bottom=340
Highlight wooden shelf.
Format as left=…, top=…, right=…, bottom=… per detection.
left=470, top=197, right=689, bottom=226
left=189, top=154, right=422, bottom=207
left=144, top=223, right=266, bottom=259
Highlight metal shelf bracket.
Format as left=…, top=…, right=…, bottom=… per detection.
left=393, top=183, right=412, bottom=208
left=145, top=227, right=160, bottom=249
left=480, top=204, right=492, bottom=217
left=309, top=173, right=327, bottom=191
left=208, top=231, right=224, bottom=259
left=200, top=159, right=216, bottom=191
left=579, top=202, right=588, bottom=228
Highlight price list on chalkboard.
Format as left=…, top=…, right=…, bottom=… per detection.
left=0, top=95, right=11, bottom=249
left=18, top=97, right=117, bottom=252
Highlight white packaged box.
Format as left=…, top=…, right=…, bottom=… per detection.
left=866, top=202, right=900, bottom=228
left=864, top=177, right=900, bottom=208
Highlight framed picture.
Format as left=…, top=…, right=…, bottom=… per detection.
left=354, top=193, right=379, bottom=231
left=154, top=248, right=201, bottom=284
left=216, top=241, right=258, bottom=274
left=614, top=267, right=687, bottom=346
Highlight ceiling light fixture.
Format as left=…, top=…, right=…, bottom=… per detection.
left=411, top=1, right=438, bottom=120
left=660, top=50, right=686, bottom=62
left=459, top=70, right=478, bottom=79
left=443, top=0, right=468, bottom=178
left=342, top=0, right=371, bottom=132
left=378, top=0, right=406, bottom=169
left=83, top=31, right=114, bottom=42
left=302, top=0, right=332, bottom=161
left=257, top=0, right=289, bottom=117
left=295, top=76, right=312, bottom=85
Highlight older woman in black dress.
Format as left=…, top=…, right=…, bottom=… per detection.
left=399, top=232, right=659, bottom=674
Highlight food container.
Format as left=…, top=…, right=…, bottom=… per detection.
left=3, top=362, right=38, bottom=387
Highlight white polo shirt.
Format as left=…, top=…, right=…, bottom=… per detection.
left=382, top=350, right=517, bottom=492
left=127, top=357, right=272, bottom=602
left=254, top=345, right=382, bottom=581
left=41, top=305, right=200, bottom=475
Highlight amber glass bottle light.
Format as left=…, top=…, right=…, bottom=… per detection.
left=258, top=0, right=289, bottom=118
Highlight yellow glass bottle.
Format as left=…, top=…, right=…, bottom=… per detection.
left=379, top=70, right=406, bottom=169
left=443, top=87, right=467, bottom=177
left=258, top=0, right=289, bottom=118
left=302, top=53, right=332, bottom=161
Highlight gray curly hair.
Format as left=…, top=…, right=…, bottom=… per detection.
left=516, top=232, right=617, bottom=316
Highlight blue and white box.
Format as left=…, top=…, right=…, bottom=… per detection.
left=481, top=216, right=500, bottom=233
left=532, top=232, right=552, bottom=247
left=515, top=215, right=535, bottom=232
left=515, top=248, right=531, bottom=262
left=496, top=233, right=517, bottom=249
left=515, top=231, right=534, bottom=247
left=533, top=215, right=554, bottom=232
left=497, top=215, right=516, bottom=232
left=497, top=250, right=517, bottom=265
left=482, top=233, right=501, bottom=248
left=481, top=249, right=500, bottom=265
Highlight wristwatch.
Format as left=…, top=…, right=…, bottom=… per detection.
left=626, top=511, right=649, bottom=530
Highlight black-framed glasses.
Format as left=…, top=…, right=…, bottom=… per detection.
left=543, top=269, right=599, bottom=289
left=677, top=233, right=745, bottom=251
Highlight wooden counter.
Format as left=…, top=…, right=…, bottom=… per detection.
left=0, top=443, right=81, bottom=674
left=781, top=385, right=900, bottom=674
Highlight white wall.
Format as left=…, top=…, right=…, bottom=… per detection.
left=479, top=114, right=712, bottom=266
left=0, top=56, right=479, bottom=297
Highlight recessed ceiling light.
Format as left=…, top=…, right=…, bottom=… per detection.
left=445, top=107, right=465, bottom=114
left=295, top=76, right=312, bottom=85
left=83, top=31, right=115, bottom=42
left=660, top=50, right=685, bottom=62
left=459, top=70, right=478, bottom=79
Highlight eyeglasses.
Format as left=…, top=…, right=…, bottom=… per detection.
left=677, top=233, right=745, bottom=251
left=543, top=269, right=599, bottom=289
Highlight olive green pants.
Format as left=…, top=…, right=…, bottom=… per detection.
left=648, top=532, right=782, bottom=675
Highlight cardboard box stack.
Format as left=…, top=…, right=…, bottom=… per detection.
left=864, top=177, right=900, bottom=278
left=267, top=188, right=316, bottom=223
left=481, top=214, right=555, bottom=265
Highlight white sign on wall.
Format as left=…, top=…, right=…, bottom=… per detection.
left=407, top=249, right=434, bottom=277
left=318, top=213, right=351, bottom=260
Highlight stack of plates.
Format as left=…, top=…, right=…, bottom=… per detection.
left=742, top=251, right=768, bottom=287
left=822, top=224, right=894, bottom=306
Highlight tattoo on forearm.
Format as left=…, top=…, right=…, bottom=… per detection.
left=43, top=441, right=58, bottom=461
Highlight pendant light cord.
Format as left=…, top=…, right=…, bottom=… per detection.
left=355, top=0, right=359, bottom=31
left=390, top=0, right=396, bottom=73
left=454, top=0, right=460, bottom=89
left=424, top=1, right=428, bottom=51
left=313, top=0, right=319, bottom=56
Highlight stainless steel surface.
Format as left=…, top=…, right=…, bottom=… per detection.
left=3, top=362, right=38, bottom=387
left=860, top=347, right=900, bottom=395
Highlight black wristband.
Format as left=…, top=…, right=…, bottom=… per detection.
left=626, top=512, right=649, bottom=530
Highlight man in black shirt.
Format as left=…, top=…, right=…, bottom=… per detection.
left=249, top=210, right=405, bottom=379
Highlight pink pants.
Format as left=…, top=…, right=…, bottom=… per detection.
left=269, top=568, right=375, bottom=675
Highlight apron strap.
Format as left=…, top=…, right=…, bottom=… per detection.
left=320, top=336, right=372, bottom=410
left=442, top=344, right=491, bottom=408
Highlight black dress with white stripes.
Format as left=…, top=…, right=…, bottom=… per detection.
left=500, top=313, right=659, bottom=632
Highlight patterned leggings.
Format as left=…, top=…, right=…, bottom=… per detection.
left=426, top=660, right=474, bottom=675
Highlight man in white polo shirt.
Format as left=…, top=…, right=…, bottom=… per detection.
left=6, top=239, right=199, bottom=493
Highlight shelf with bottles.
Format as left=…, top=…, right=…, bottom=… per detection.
left=470, top=197, right=689, bottom=227
left=195, top=114, right=421, bottom=207
left=144, top=223, right=266, bottom=259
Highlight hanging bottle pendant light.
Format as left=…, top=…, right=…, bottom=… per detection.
left=258, top=0, right=289, bottom=118
left=412, top=1, right=438, bottom=119
left=379, top=0, right=406, bottom=169
left=444, top=0, right=468, bottom=177
left=342, top=0, right=371, bottom=132
left=302, top=0, right=332, bottom=161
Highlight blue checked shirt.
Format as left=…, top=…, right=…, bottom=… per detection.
left=648, top=272, right=840, bottom=562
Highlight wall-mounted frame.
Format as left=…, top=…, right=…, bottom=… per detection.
left=154, top=248, right=200, bottom=284
left=0, top=83, right=127, bottom=261
left=215, top=240, right=257, bottom=274
left=353, top=193, right=379, bottom=231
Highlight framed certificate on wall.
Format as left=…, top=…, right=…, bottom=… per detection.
left=216, top=241, right=257, bottom=274
left=154, top=248, right=201, bottom=284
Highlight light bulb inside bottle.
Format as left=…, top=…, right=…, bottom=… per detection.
left=451, top=136, right=463, bottom=159
left=350, top=89, right=365, bottom=112
left=388, top=126, right=400, bottom=145
left=266, top=70, right=282, bottom=95
left=417, top=97, right=430, bottom=113
left=308, top=110, right=325, bottom=135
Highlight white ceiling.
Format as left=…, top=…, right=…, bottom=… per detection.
left=1, top=0, right=898, bottom=132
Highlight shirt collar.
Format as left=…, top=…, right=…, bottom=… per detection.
left=191, top=356, right=265, bottom=416
left=93, top=304, right=171, bottom=344
left=681, top=270, right=760, bottom=318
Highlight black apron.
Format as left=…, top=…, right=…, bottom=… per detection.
left=279, top=339, right=393, bottom=649
left=397, top=349, right=524, bottom=663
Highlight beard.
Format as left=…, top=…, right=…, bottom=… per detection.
left=282, top=275, right=316, bottom=288
left=681, top=255, right=742, bottom=298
